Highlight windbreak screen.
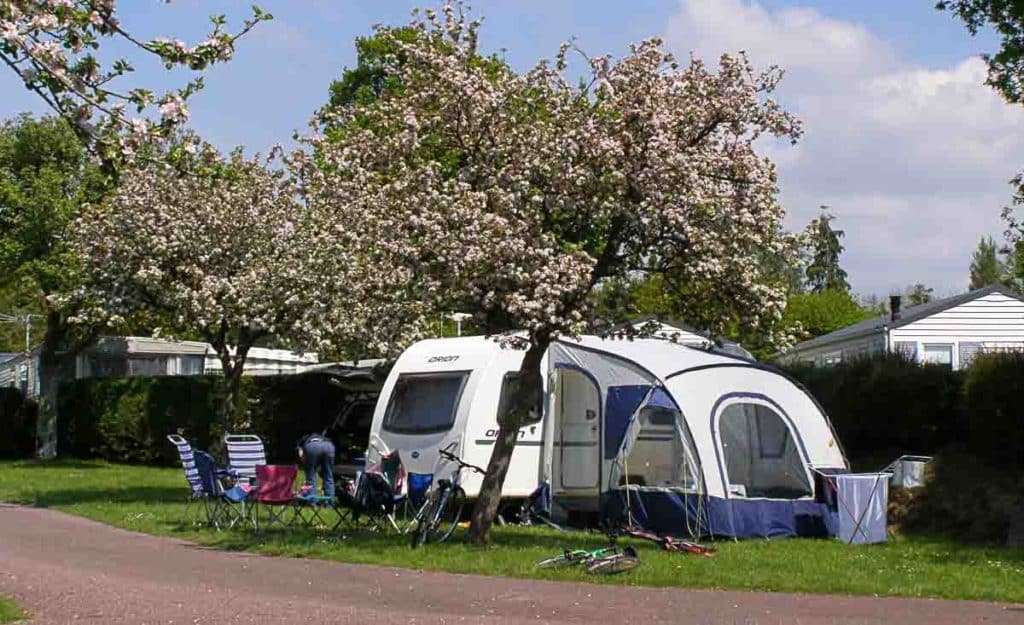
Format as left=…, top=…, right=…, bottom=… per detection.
left=719, top=403, right=811, bottom=499
left=383, top=372, right=468, bottom=434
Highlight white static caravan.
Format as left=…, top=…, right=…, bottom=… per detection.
left=544, top=337, right=849, bottom=538
left=366, top=336, right=543, bottom=499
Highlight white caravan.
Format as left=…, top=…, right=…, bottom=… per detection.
left=369, top=334, right=849, bottom=538
left=365, top=335, right=543, bottom=499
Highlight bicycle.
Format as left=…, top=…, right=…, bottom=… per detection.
left=409, top=445, right=487, bottom=548
left=537, top=544, right=641, bottom=574
left=618, top=526, right=716, bottom=558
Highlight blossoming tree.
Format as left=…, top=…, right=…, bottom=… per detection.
left=75, top=140, right=435, bottom=428
left=0, top=0, right=269, bottom=169
left=74, top=144, right=315, bottom=427
left=306, top=4, right=801, bottom=541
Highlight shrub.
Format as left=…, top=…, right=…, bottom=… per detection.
left=783, top=354, right=965, bottom=461
left=901, top=450, right=1023, bottom=542
left=963, top=352, right=1024, bottom=469
left=0, top=388, right=37, bottom=458
left=57, top=372, right=363, bottom=465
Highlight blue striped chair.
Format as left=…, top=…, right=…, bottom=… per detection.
left=224, top=434, right=267, bottom=485
left=167, top=434, right=209, bottom=525
left=194, top=450, right=252, bottom=530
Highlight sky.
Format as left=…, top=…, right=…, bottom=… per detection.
left=2, top=0, right=1020, bottom=299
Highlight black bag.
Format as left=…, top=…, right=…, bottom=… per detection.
left=354, top=471, right=394, bottom=513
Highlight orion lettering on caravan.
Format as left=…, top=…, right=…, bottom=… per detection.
left=484, top=426, right=537, bottom=439
left=428, top=355, right=459, bottom=363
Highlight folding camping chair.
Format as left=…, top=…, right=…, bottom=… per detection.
left=336, top=470, right=404, bottom=532
left=252, top=464, right=298, bottom=531
left=194, top=450, right=251, bottom=530
left=167, top=434, right=210, bottom=525
left=224, top=434, right=267, bottom=485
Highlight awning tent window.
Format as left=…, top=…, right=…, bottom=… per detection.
left=719, top=402, right=811, bottom=499
left=610, top=387, right=701, bottom=492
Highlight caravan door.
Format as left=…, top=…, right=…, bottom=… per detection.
left=556, top=368, right=600, bottom=490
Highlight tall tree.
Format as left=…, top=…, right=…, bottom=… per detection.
left=780, top=289, right=876, bottom=339
left=0, top=114, right=107, bottom=454
left=75, top=145, right=310, bottom=427
left=1, top=1, right=268, bottom=169
left=905, top=283, right=934, bottom=306
left=969, top=236, right=1006, bottom=288
left=938, top=0, right=1024, bottom=104
left=804, top=209, right=850, bottom=293
left=303, top=4, right=801, bottom=542
left=938, top=2, right=1024, bottom=270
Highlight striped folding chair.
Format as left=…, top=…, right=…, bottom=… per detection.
left=194, top=450, right=252, bottom=530
left=224, top=434, right=267, bottom=485
left=167, top=434, right=209, bottom=525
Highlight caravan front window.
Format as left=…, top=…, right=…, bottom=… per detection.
left=718, top=402, right=811, bottom=499
left=383, top=372, right=469, bottom=434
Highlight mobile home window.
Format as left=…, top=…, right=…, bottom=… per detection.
left=383, top=372, right=469, bottom=434
left=921, top=344, right=953, bottom=368
left=718, top=402, right=811, bottom=499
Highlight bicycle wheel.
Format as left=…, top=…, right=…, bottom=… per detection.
left=585, top=554, right=641, bottom=575
left=436, top=487, right=466, bottom=544
left=410, top=493, right=440, bottom=549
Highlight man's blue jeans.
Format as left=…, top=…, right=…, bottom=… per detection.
left=302, top=439, right=336, bottom=497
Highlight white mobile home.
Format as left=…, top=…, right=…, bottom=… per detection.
left=780, top=285, right=1024, bottom=369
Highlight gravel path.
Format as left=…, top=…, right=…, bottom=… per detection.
left=0, top=504, right=1021, bottom=624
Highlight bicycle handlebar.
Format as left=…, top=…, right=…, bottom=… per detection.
left=438, top=448, right=487, bottom=475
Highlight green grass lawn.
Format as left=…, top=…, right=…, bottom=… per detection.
left=0, top=598, right=27, bottom=624
left=1, top=460, right=1022, bottom=603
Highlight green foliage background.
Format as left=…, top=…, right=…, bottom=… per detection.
left=57, top=372, right=361, bottom=465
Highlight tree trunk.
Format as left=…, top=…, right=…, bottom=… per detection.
left=35, top=354, right=62, bottom=458
left=35, top=312, right=71, bottom=458
left=213, top=337, right=252, bottom=433
left=467, top=337, right=549, bottom=543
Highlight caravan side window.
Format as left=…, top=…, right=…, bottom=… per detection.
left=383, top=372, right=469, bottom=434
left=718, top=402, right=811, bottom=499
left=496, top=373, right=542, bottom=424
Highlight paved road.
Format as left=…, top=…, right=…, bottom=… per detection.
left=0, top=504, right=1021, bottom=624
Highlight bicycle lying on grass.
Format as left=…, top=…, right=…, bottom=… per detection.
left=409, top=446, right=487, bottom=548
left=537, top=544, right=641, bottom=574
left=618, top=526, right=716, bottom=558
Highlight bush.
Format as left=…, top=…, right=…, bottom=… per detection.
left=57, top=372, right=365, bottom=465
left=900, top=450, right=1023, bottom=542
left=783, top=354, right=965, bottom=462
left=963, top=352, right=1024, bottom=469
left=0, top=387, right=37, bottom=459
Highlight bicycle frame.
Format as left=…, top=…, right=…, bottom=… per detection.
left=408, top=442, right=483, bottom=528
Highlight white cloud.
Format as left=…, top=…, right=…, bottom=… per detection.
left=664, top=0, right=1024, bottom=296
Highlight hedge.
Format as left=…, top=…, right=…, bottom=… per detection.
left=57, top=372, right=362, bottom=465
left=782, top=353, right=967, bottom=463
left=0, top=387, right=37, bottom=459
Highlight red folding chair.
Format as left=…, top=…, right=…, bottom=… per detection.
left=252, top=464, right=298, bottom=531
